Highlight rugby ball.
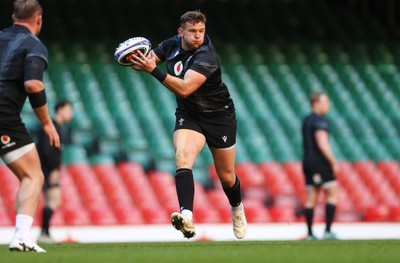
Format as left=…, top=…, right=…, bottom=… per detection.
left=114, top=37, right=151, bottom=66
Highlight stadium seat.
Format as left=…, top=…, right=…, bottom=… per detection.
left=364, top=205, right=390, bottom=222
left=243, top=201, right=272, bottom=223
left=113, top=206, right=145, bottom=225
left=377, top=161, right=400, bottom=198
left=236, top=162, right=265, bottom=188
left=281, top=161, right=306, bottom=201
left=389, top=206, right=400, bottom=222
left=148, top=171, right=179, bottom=215
left=269, top=206, right=297, bottom=223
left=64, top=206, right=91, bottom=226
left=0, top=200, right=12, bottom=226
left=206, top=188, right=231, bottom=223
left=194, top=206, right=221, bottom=224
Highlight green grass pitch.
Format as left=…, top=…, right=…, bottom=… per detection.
left=1, top=240, right=400, bottom=263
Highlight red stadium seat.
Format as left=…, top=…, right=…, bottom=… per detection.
left=0, top=202, right=12, bottom=226
left=259, top=162, right=296, bottom=198
left=50, top=210, right=65, bottom=226
left=364, top=205, right=390, bottom=222
left=141, top=206, right=169, bottom=224
left=389, top=206, right=400, bottom=222
left=354, top=161, right=398, bottom=207
left=113, top=206, right=145, bottom=225
left=194, top=206, right=221, bottom=223
left=243, top=201, right=272, bottom=223
left=64, top=206, right=91, bottom=225
left=377, top=161, right=400, bottom=198
left=269, top=206, right=296, bottom=223
left=206, top=188, right=231, bottom=223
left=148, top=171, right=179, bottom=214
left=282, top=161, right=305, bottom=193
left=89, top=205, right=118, bottom=225
left=236, top=162, right=265, bottom=188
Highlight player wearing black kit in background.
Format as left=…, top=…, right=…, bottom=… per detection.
left=37, top=100, right=73, bottom=243
left=0, top=0, right=60, bottom=252
left=302, top=92, right=339, bottom=240
left=131, top=10, right=247, bottom=239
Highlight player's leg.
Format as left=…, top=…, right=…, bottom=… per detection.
left=171, top=128, right=206, bottom=238
left=323, top=181, right=339, bottom=239
left=210, top=145, right=247, bottom=239
left=39, top=170, right=61, bottom=243
left=3, top=144, right=46, bottom=252
left=304, top=186, right=319, bottom=240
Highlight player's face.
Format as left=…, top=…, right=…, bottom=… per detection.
left=319, top=94, right=330, bottom=114
left=178, top=22, right=206, bottom=51
left=61, top=104, right=74, bottom=124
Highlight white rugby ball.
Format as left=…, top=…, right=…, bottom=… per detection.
left=114, top=37, right=151, bottom=66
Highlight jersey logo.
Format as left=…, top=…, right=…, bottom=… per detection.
left=222, top=136, right=228, bottom=143
left=1, top=135, right=15, bottom=150
left=1, top=135, right=10, bottom=145
left=174, top=61, right=183, bottom=76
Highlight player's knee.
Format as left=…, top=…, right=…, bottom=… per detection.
left=175, top=149, right=195, bottom=168
left=218, top=172, right=236, bottom=188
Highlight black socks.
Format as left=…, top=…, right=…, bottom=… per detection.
left=41, top=206, right=54, bottom=235
left=304, top=208, right=314, bottom=235
left=223, top=175, right=242, bottom=207
left=325, top=203, right=336, bottom=232
left=175, top=168, right=195, bottom=212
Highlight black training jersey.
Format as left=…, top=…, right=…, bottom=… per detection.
left=0, top=25, right=48, bottom=124
left=302, top=113, right=329, bottom=163
left=153, top=34, right=234, bottom=113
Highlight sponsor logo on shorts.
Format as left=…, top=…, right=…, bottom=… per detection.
left=1, top=135, right=16, bottom=149
left=178, top=118, right=185, bottom=126
left=222, top=136, right=228, bottom=143
left=312, top=173, right=322, bottom=184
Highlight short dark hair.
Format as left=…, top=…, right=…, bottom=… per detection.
left=180, top=10, right=206, bottom=28
left=13, top=0, right=42, bottom=20
left=55, top=100, right=72, bottom=112
left=309, top=91, right=326, bottom=106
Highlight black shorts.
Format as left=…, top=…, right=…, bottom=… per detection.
left=302, top=159, right=335, bottom=187
left=174, top=109, right=236, bottom=148
left=0, top=122, right=33, bottom=155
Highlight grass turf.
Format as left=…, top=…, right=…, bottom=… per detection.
left=1, top=240, right=400, bottom=263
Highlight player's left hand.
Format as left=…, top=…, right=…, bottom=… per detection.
left=332, top=161, right=340, bottom=176
left=131, top=50, right=157, bottom=73
left=43, top=122, right=61, bottom=149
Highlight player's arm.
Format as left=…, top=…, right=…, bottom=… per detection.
left=133, top=51, right=206, bottom=98
left=315, top=130, right=339, bottom=174
left=24, top=57, right=60, bottom=148
left=160, top=69, right=206, bottom=98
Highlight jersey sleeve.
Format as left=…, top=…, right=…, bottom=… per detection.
left=24, top=40, right=48, bottom=82
left=190, top=51, right=218, bottom=78
left=314, top=117, right=329, bottom=131
left=26, top=40, right=48, bottom=68
left=153, top=38, right=173, bottom=62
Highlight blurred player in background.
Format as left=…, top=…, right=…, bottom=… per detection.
left=0, top=0, right=60, bottom=252
left=131, top=10, right=247, bottom=239
left=302, top=92, right=339, bottom=240
left=37, top=100, right=73, bottom=243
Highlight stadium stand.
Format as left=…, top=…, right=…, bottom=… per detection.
left=0, top=0, right=399, bottom=226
